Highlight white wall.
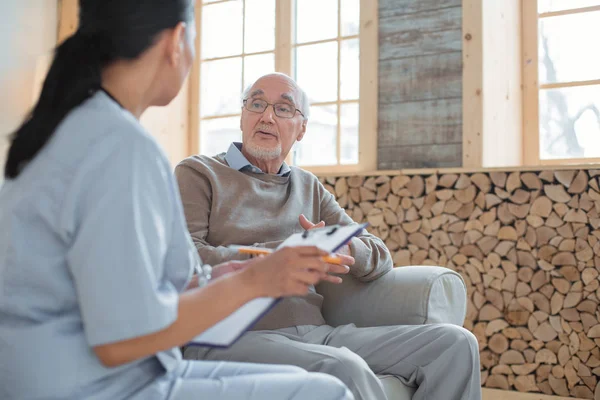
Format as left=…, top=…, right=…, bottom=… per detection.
left=0, top=1, right=57, bottom=181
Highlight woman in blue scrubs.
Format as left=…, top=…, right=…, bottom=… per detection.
left=0, top=1, right=353, bottom=399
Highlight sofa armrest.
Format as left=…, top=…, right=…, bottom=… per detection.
left=316, top=266, right=467, bottom=328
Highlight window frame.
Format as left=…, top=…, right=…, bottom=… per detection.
left=522, top=0, right=600, bottom=166
left=188, top=0, right=379, bottom=173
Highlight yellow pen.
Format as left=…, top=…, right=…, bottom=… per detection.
left=230, top=246, right=343, bottom=265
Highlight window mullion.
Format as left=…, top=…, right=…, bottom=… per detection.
left=336, top=0, right=342, bottom=165
left=275, top=0, right=293, bottom=76
left=522, top=0, right=540, bottom=165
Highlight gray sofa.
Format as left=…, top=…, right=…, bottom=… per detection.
left=317, top=265, right=468, bottom=400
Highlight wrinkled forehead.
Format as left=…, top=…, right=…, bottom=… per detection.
left=249, top=77, right=300, bottom=105
left=248, top=89, right=297, bottom=105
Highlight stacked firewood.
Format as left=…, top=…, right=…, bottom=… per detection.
left=319, top=169, right=600, bottom=399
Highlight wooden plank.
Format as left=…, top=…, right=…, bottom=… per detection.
left=378, top=51, right=462, bottom=104
left=377, top=143, right=462, bottom=170
left=482, top=388, right=587, bottom=400
left=314, top=162, right=600, bottom=178
left=482, top=0, right=522, bottom=167
left=540, top=78, right=600, bottom=90
left=522, top=0, right=539, bottom=165
left=540, top=5, right=600, bottom=18
left=187, top=1, right=203, bottom=157
left=379, top=6, right=461, bottom=60
left=378, top=0, right=461, bottom=19
left=462, top=0, right=483, bottom=168
left=274, top=0, right=292, bottom=75
left=378, top=98, right=462, bottom=147
left=358, top=0, right=379, bottom=172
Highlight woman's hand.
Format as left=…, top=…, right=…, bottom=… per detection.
left=240, top=246, right=330, bottom=298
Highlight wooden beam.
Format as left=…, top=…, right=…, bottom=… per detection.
left=539, top=5, right=600, bottom=18
left=462, top=0, right=483, bottom=168
left=481, top=0, right=522, bottom=167
left=482, top=388, right=587, bottom=400
left=462, top=0, right=523, bottom=168
left=274, top=0, right=293, bottom=75
left=521, top=0, right=539, bottom=165
left=187, top=0, right=202, bottom=156
left=358, top=0, right=378, bottom=172
left=540, top=78, right=600, bottom=90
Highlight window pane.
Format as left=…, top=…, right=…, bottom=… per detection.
left=201, top=58, right=243, bottom=116
left=296, top=42, right=338, bottom=103
left=243, top=53, right=275, bottom=89
left=340, top=103, right=359, bottom=164
left=539, top=11, right=600, bottom=83
left=294, top=105, right=337, bottom=166
left=539, top=85, right=600, bottom=159
left=201, top=117, right=241, bottom=156
left=538, top=0, right=600, bottom=13
left=296, top=0, right=338, bottom=44
left=341, top=0, right=360, bottom=36
left=245, top=0, right=275, bottom=53
left=201, top=2, right=243, bottom=59
left=340, top=39, right=359, bottom=100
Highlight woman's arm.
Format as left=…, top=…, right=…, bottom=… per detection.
left=94, top=270, right=255, bottom=367
left=93, top=246, right=329, bottom=367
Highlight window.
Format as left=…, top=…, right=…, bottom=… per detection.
left=190, top=0, right=378, bottom=173
left=523, top=0, right=600, bottom=165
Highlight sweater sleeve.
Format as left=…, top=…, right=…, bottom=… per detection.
left=318, top=182, right=393, bottom=282
left=174, top=161, right=250, bottom=266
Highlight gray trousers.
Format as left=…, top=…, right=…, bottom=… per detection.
left=184, top=323, right=481, bottom=400
left=133, top=360, right=353, bottom=400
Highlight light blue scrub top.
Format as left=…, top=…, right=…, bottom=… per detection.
left=0, top=91, right=199, bottom=399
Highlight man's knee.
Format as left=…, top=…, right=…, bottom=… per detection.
left=316, top=348, right=373, bottom=382
left=437, top=324, right=479, bottom=366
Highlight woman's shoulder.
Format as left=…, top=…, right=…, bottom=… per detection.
left=52, top=92, right=166, bottom=169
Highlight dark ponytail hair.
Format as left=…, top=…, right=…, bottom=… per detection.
left=4, top=0, right=194, bottom=179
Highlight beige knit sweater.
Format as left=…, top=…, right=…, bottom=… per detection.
left=175, top=154, right=393, bottom=330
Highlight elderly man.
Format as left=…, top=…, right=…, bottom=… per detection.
left=175, top=73, right=481, bottom=400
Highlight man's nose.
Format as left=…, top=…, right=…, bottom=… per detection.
left=260, top=104, right=276, bottom=123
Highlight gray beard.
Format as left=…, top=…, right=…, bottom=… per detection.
left=245, top=141, right=282, bottom=160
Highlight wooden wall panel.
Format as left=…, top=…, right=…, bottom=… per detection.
left=379, top=6, right=462, bottom=59
left=378, top=98, right=462, bottom=147
left=379, top=0, right=461, bottom=18
left=378, top=143, right=462, bottom=169
left=377, top=0, right=463, bottom=170
left=378, top=52, right=462, bottom=104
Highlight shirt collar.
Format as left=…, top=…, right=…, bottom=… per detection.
left=225, top=142, right=291, bottom=177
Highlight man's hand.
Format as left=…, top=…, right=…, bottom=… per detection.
left=211, top=260, right=253, bottom=279
left=298, top=214, right=354, bottom=284
left=187, top=259, right=254, bottom=290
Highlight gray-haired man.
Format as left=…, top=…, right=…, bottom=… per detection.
left=176, top=73, right=481, bottom=400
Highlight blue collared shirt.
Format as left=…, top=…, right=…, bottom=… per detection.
left=225, top=142, right=291, bottom=177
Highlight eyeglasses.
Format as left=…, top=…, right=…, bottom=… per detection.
left=243, top=98, right=304, bottom=119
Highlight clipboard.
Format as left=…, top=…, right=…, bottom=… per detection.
left=188, top=222, right=369, bottom=348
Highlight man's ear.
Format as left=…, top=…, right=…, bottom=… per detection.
left=167, top=22, right=187, bottom=66
left=296, top=120, right=307, bottom=142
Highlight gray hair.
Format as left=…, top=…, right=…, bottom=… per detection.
left=241, top=73, right=310, bottom=120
